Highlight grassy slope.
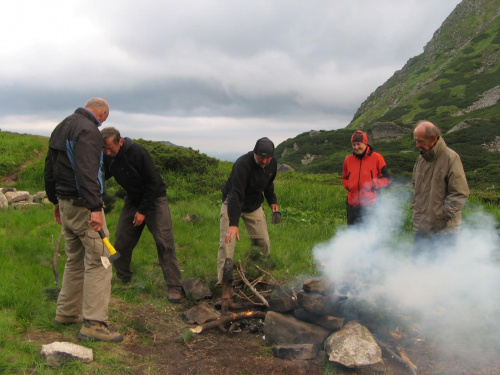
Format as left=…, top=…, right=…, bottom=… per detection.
left=1, top=131, right=499, bottom=373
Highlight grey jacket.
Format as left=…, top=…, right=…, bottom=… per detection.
left=411, top=136, right=470, bottom=235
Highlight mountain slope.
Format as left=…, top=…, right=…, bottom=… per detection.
left=275, top=0, right=500, bottom=201
left=349, top=0, right=500, bottom=131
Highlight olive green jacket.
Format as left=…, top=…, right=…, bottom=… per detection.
left=411, top=136, right=470, bottom=235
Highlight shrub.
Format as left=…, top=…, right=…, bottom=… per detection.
left=377, top=106, right=412, bottom=122
left=134, top=139, right=218, bottom=175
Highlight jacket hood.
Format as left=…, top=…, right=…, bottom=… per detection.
left=118, top=137, right=134, bottom=156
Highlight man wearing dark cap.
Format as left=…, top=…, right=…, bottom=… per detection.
left=217, top=137, right=279, bottom=283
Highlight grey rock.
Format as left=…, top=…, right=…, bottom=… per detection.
left=41, top=341, right=93, bottom=367
left=0, top=192, right=7, bottom=208
left=264, top=311, right=330, bottom=348
left=297, top=291, right=347, bottom=316
left=182, top=214, right=203, bottom=222
left=182, top=278, right=212, bottom=300
left=4, top=191, right=29, bottom=203
left=182, top=302, right=220, bottom=324
left=324, top=321, right=385, bottom=374
left=277, top=163, right=295, bottom=173
left=303, top=278, right=335, bottom=295
left=33, top=191, right=47, bottom=203
left=293, top=307, right=344, bottom=331
left=371, top=122, right=411, bottom=142
left=301, top=153, right=315, bottom=165
left=268, top=296, right=299, bottom=313
left=272, top=344, right=318, bottom=360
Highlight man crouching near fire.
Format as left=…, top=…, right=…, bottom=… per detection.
left=217, top=137, right=279, bottom=284
left=411, top=120, right=470, bottom=258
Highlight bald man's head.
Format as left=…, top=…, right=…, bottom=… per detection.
left=414, top=121, right=440, bottom=152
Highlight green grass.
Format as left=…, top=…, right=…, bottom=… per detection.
left=0, top=131, right=48, bottom=177
left=2, top=171, right=499, bottom=373
left=1, top=131, right=500, bottom=373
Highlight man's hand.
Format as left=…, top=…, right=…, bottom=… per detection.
left=225, top=226, right=240, bottom=244
left=53, top=205, right=62, bottom=225
left=133, top=212, right=145, bottom=227
left=270, top=203, right=279, bottom=213
left=88, top=210, right=104, bottom=232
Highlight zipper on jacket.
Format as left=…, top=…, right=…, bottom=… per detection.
left=357, top=158, right=363, bottom=206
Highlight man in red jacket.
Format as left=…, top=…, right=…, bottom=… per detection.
left=342, top=130, right=391, bottom=225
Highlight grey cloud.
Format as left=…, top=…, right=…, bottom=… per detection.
left=0, top=0, right=461, bottom=156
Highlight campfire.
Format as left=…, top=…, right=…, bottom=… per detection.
left=184, top=258, right=420, bottom=375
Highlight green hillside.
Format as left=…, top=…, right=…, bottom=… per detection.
left=275, top=0, right=500, bottom=203
left=349, top=0, right=500, bottom=132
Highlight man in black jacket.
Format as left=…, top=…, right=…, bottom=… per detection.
left=44, top=98, right=123, bottom=343
left=101, top=127, right=183, bottom=303
left=217, top=137, right=279, bottom=283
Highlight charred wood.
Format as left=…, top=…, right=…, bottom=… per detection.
left=190, top=311, right=267, bottom=334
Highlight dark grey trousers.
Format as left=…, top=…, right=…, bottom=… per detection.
left=113, top=196, right=182, bottom=289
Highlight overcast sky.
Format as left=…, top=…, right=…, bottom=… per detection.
left=0, top=0, right=461, bottom=160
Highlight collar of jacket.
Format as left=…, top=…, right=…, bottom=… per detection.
left=113, top=137, right=133, bottom=159
left=421, top=136, right=446, bottom=162
left=76, top=107, right=101, bottom=127
left=353, top=144, right=374, bottom=158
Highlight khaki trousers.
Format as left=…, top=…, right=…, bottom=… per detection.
left=217, top=204, right=270, bottom=282
left=56, top=199, right=112, bottom=323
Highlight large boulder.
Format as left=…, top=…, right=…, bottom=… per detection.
left=293, top=307, right=344, bottom=331
left=303, top=278, right=335, bottom=295
left=324, top=321, right=385, bottom=374
left=296, top=291, right=347, bottom=316
left=4, top=191, right=29, bottom=203
left=264, top=311, right=330, bottom=349
left=371, top=122, right=411, bottom=142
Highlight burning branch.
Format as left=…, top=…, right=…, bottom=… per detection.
left=376, top=339, right=418, bottom=375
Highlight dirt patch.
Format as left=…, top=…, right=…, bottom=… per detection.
left=26, top=295, right=500, bottom=375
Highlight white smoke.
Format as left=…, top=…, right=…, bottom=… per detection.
left=313, top=189, right=500, bottom=362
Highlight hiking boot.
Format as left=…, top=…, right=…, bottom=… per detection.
left=116, top=276, right=131, bottom=284
left=167, top=288, right=183, bottom=304
left=78, top=320, right=124, bottom=343
left=54, top=314, right=84, bottom=325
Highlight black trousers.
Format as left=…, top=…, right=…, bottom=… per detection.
left=346, top=203, right=363, bottom=226
left=112, top=196, right=182, bottom=289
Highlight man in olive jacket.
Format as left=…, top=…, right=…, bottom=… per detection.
left=411, top=121, right=470, bottom=257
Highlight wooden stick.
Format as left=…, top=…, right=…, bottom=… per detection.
left=221, top=258, right=234, bottom=316
left=190, top=311, right=267, bottom=334
left=395, top=344, right=418, bottom=372
left=51, top=229, right=64, bottom=286
left=376, top=339, right=418, bottom=375
left=236, top=290, right=267, bottom=306
left=237, top=262, right=269, bottom=307
left=254, top=265, right=291, bottom=298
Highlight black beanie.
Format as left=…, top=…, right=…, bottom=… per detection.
left=253, top=137, right=275, bottom=157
